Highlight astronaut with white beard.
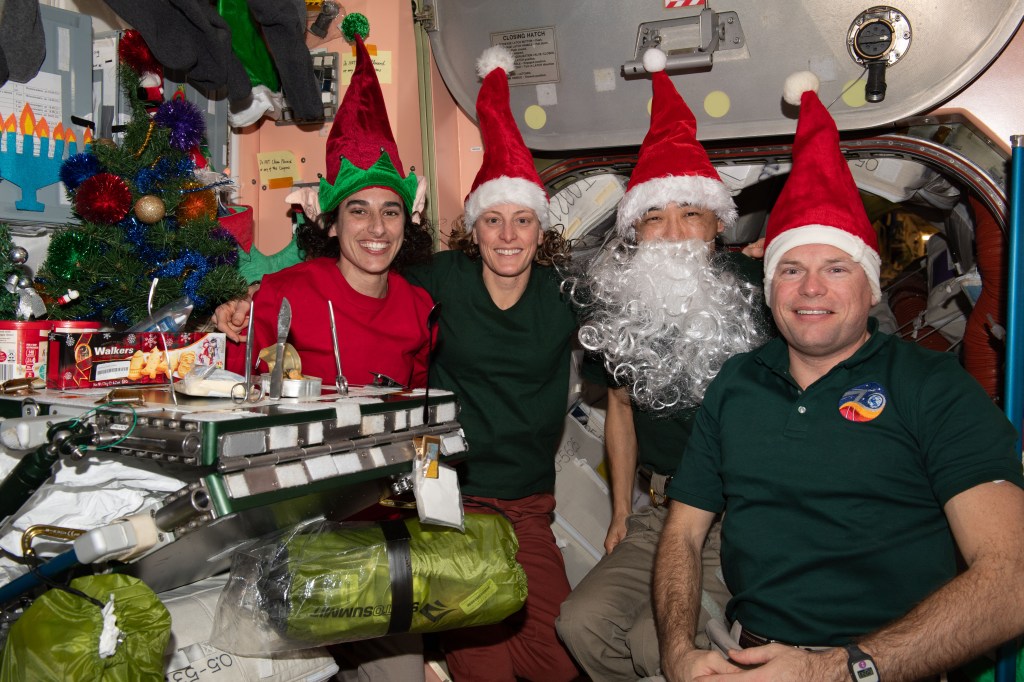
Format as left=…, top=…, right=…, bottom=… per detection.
left=555, top=47, right=770, bottom=681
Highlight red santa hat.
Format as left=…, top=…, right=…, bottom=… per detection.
left=616, top=48, right=737, bottom=241
left=319, top=13, right=417, bottom=215
left=463, top=46, right=549, bottom=231
left=763, top=71, right=881, bottom=305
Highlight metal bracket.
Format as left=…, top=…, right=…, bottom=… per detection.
left=414, top=2, right=438, bottom=32
left=623, top=7, right=744, bottom=75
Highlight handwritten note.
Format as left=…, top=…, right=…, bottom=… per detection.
left=341, top=46, right=392, bottom=85
left=256, top=151, right=298, bottom=189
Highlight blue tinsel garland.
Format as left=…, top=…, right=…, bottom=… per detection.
left=154, top=250, right=211, bottom=308
left=122, top=217, right=168, bottom=264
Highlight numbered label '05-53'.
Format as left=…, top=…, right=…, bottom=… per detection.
left=166, top=653, right=235, bottom=681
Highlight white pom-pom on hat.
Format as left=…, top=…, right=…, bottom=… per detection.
left=783, top=71, right=820, bottom=106
left=642, top=47, right=668, bottom=73
left=477, top=45, right=515, bottom=79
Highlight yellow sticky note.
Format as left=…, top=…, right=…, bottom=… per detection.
left=256, top=150, right=299, bottom=188
left=341, top=47, right=392, bottom=85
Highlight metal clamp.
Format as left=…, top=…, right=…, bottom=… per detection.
left=379, top=473, right=417, bottom=509
left=622, top=7, right=745, bottom=75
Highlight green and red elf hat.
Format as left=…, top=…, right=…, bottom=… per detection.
left=319, top=13, right=417, bottom=215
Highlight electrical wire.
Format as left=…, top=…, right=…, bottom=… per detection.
left=67, top=401, right=140, bottom=453
left=826, top=66, right=869, bottom=110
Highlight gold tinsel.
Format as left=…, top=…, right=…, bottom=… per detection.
left=134, top=121, right=156, bottom=158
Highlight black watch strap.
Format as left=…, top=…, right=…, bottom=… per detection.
left=845, top=644, right=880, bottom=682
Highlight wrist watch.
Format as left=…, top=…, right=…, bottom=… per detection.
left=845, top=644, right=880, bottom=682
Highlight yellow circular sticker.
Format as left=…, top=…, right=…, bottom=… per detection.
left=524, top=105, right=547, bottom=130
left=704, top=91, right=731, bottom=118
left=841, top=79, right=867, bottom=108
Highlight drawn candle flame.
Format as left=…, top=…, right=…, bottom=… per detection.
left=66, top=128, right=77, bottom=145
left=83, top=127, right=92, bottom=146
left=0, top=115, right=11, bottom=152
left=19, top=104, right=35, bottom=136
left=35, top=118, right=49, bottom=139
left=53, top=123, right=64, bottom=142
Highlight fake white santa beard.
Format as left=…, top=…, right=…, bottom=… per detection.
left=574, top=239, right=768, bottom=413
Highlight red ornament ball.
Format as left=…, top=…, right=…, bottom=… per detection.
left=119, top=29, right=162, bottom=77
left=75, top=173, right=132, bottom=225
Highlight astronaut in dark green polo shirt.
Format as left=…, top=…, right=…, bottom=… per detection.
left=653, top=72, right=1024, bottom=682
left=555, top=47, right=770, bottom=681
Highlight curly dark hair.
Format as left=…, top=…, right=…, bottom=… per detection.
left=444, top=215, right=571, bottom=267
left=296, top=205, right=434, bottom=273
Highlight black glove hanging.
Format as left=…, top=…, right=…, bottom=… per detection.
left=0, top=0, right=46, bottom=87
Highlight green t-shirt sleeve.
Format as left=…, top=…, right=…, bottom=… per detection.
left=402, top=260, right=434, bottom=294
left=915, top=354, right=1024, bottom=504
left=404, top=251, right=462, bottom=298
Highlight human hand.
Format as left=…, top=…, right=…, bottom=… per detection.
left=212, top=298, right=253, bottom=342
left=284, top=187, right=322, bottom=223
left=740, top=238, right=765, bottom=259
left=604, top=514, right=629, bottom=554
left=663, top=648, right=742, bottom=682
left=717, top=644, right=846, bottom=682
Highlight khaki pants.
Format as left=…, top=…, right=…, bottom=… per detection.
left=556, top=473, right=731, bottom=681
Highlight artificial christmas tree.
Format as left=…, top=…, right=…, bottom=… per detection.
left=0, top=223, right=20, bottom=319
left=35, top=31, right=247, bottom=328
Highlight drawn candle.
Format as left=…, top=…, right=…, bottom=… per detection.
left=19, top=104, right=35, bottom=157
left=0, top=114, right=14, bottom=154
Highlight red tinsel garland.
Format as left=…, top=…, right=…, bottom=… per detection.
left=75, top=173, right=132, bottom=224
left=119, top=29, right=162, bottom=77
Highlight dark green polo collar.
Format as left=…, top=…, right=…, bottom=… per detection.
left=755, top=317, right=885, bottom=379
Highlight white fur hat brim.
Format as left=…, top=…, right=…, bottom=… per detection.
left=464, top=176, right=550, bottom=231
left=763, top=225, right=882, bottom=306
left=616, top=175, right=738, bottom=240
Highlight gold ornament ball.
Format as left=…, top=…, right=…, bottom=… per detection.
left=134, top=195, right=166, bottom=224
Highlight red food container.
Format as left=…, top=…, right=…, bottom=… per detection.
left=0, top=320, right=52, bottom=383
left=47, top=331, right=226, bottom=390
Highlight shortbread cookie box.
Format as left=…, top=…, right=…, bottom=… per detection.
left=47, top=331, right=226, bottom=389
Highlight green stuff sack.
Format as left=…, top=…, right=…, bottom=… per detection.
left=210, top=513, right=527, bottom=654
left=0, top=574, right=170, bottom=682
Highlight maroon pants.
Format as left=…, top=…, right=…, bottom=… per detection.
left=442, top=493, right=581, bottom=682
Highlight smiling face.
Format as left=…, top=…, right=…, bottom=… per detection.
left=330, top=187, right=405, bottom=294
left=770, top=243, right=873, bottom=379
left=472, top=203, right=544, bottom=282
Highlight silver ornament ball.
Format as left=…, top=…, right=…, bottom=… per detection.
left=8, top=246, right=28, bottom=265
